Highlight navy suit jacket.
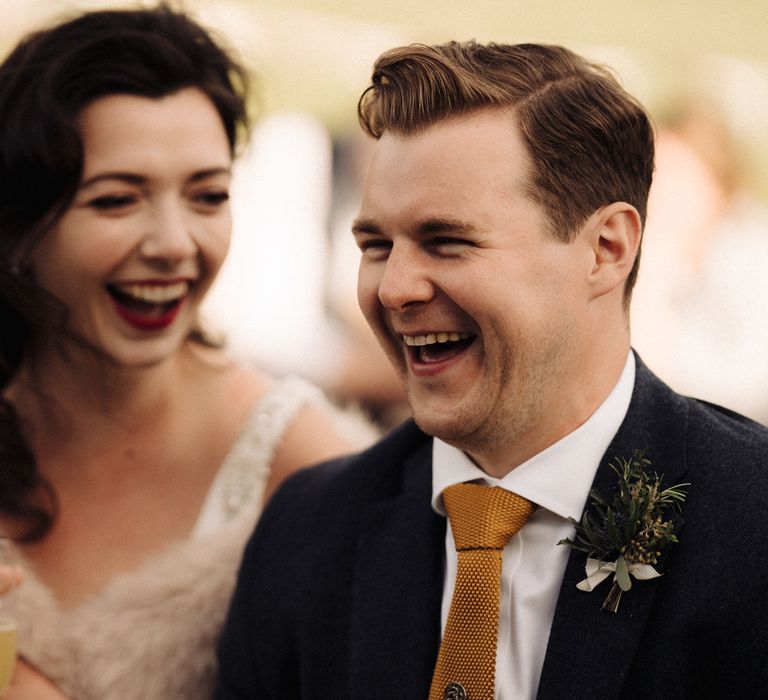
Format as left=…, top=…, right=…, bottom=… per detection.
left=216, top=358, right=768, bottom=698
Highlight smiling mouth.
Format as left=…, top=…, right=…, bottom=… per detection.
left=402, top=331, right=476, bottom=364
left=107, top=281, right=189, bottom=330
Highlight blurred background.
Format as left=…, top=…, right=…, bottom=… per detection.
left=4, top=0, right=768, bottom=426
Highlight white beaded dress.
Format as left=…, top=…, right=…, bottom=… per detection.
left=13, top=377, right=359, bottom=699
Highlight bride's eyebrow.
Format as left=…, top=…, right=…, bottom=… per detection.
left=79, top=172, right=145, bottom=189
left=188, top=167, right=232, bottom=183
left=79, top=166, right=231, bottom=190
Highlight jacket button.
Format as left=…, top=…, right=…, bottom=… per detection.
left=444, top=682, right=467, bottom=700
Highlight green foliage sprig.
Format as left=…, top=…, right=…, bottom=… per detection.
left=559, top=450, right=689, bottom=612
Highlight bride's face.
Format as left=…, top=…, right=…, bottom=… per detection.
left=30, top=87, right=233, bottom=368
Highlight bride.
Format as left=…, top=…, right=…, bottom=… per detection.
left=0, top=5, right=370, bottom=698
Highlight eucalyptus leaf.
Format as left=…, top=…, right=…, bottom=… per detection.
left=616, top=555, right=632, bottom=591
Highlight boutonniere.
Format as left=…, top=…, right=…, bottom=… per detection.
left=558, top=450, right=689, bottom=613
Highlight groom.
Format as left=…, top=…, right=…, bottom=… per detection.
left=216, top=41, right=768, bottom=699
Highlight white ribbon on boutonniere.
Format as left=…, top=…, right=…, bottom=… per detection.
left=577, top=555, right=661, bottom=593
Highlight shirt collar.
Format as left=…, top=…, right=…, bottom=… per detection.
left=431, top=351, right=635, bottom=520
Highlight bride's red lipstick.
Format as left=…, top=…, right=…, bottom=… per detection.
left=113, top=297, right=185, bottom=330
left=107, top=279, right=189, bottom=331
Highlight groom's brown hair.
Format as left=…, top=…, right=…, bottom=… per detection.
left=358, top=41, right=654, bottom=296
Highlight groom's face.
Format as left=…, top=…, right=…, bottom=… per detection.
left=354, top=108, right=597, bottom=473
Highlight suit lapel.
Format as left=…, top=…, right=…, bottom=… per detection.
left=347, top=440, right=446, bottom=696
left=537, top=359, right=691, bottom=699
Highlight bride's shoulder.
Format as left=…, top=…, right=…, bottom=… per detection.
left=182, top=343, right=274, bottom=406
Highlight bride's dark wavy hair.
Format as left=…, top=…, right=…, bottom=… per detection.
left=0, top=3, right=250, bottom=541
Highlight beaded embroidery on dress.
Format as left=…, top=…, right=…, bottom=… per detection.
left=13, top=376, right=342, bottom=700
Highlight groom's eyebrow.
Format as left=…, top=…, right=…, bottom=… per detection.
left=352, top=216, right=478, bottom=236
left=351, top=217, right=379, bottom=235
left=414, top=218, right=478, bottom=235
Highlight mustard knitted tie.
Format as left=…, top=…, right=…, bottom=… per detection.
left=429, top=483, right=535, bottom=700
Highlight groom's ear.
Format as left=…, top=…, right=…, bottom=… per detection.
left=586, top=201, right=642, bottom=301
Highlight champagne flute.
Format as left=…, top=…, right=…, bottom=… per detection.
left=0, top=539, right=18, bottom=697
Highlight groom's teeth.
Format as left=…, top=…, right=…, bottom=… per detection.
left=403, top=332, right=472, bottom=347
left=114, top=281, right=188, bottom=303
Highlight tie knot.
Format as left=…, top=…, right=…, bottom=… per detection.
left=442, top=483, right=534, bottom=551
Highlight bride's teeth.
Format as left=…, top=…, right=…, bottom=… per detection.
left=403, top=331, right=472, bottom=347
left=114, top=281, right=188, bottom=303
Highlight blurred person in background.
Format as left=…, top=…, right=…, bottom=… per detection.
left=0, top=5, right=371, bottom=698
left=632, top=102, right=768, bottom=424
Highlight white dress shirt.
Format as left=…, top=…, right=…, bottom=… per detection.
left=431, top=352, right=635, bottom=699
